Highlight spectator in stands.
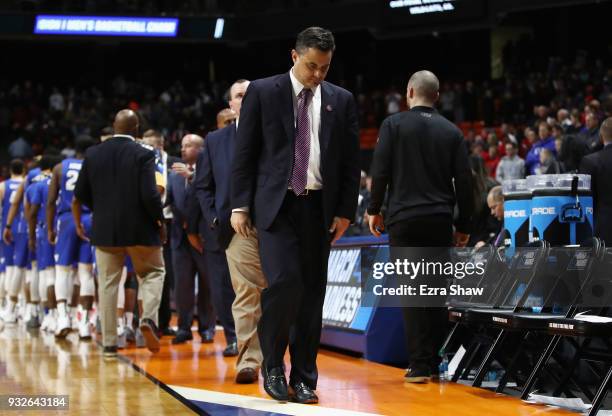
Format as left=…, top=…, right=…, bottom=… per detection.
left=49, top=87, right=65, bottom=114
left=485, top=146, right=500, bottom=177
left=537, top=148, right=561, bottom=174
left=520, top=127, right=537, bottom=158
left=468, top=156, right=499, bottom=247
left=554, top=137, right=568, bottom=173
left=8, top=135, right=33, bottom=160
left=581, top=112, right=602, bottom=154
left=500, top=123, right=517, bottom=145
left=567, top=109, right=586, bottom=135
left=551, top=124, right=564, bottom=141
left=496, top=142, right=525, bottom=182
left=525, top=122, right=556, bottom=175
left=533, top=105, right=549, bottom=129
left=385, top=86, right=402, bottom=116
left=557, top=108, right=572, bottom=131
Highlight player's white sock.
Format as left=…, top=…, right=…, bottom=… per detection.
left=28, top=265, right=40, bottom=303
left=117, top=267, right=127, bottom=309
left=78, top=263, right=95, bottom=297
left=125, top=312, right=134, bottom=330
left=54, top=266, right=71, bottom=304
left=0, top=272, right=6, bottom=302
left=39, top=269, right=48, bottom=304
left=57, top=301, right=67, bottom=317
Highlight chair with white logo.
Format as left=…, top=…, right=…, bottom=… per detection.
left=520, top=244, right=612, bottom=416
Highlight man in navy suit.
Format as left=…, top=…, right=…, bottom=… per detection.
left=191, top=79, right=268, bottom=385
left=186, top=139, right=238, bottom=356
left=165, top=134, right=216, bottom=345
left=580, top=117, right=612, bottom=245
left=230, top=27, right=360, bottom=403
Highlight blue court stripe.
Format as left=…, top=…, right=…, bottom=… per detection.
left=191, top=400, right=289, bottom=416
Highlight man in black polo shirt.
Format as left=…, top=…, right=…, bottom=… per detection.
left=368, top=70, right=473, bottom=383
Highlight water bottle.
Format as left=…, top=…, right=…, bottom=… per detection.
left=439, top=355, right=449, bottom=381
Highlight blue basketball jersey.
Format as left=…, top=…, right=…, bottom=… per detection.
left=58, top=158, right=89, bottom=216
left=28, top=173, right=51, bottom=225
left=1, top=178, right=23, bottom=232
left=14, top=168, right=42, bottom=234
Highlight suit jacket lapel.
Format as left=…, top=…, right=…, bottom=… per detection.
left=277, top=73, right=296, bottom=147
left=319, top=82, right=336, bottom=156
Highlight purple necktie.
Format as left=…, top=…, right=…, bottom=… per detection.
left=290, top=88, right=313, bottom=195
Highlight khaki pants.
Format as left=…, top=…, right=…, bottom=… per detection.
left=225, top=230, right=267, bottom=371
left=96, top=246, right=165, bottom=347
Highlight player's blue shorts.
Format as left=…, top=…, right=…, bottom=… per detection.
left=54, top=212, right=93, bottom=266
left=0, top=240, right=6, bottom=273
left=36, top=224, right=55, bottom=270
left=125, top=256, right=134, bottom=274
left=2, top=239, right=15, bottom=269
left=13, top=233, right=28, bottom=269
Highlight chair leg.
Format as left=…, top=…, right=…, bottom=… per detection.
left=452, top=341, right=479, bottom=382
left=496, top=334, right=526, bottom=393
left=588, top=366, right=612, bottom=416
left=473, top=330, right=506, bottom=388
left=440, top=322, right=460, bottom=354
left=521, top=335, right=561, bottom=400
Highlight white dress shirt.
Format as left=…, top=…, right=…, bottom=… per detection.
left=289, top=68, right=323, bottom=190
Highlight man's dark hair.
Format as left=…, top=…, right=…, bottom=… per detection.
left=505, top=141, right=518, bottom=149
left=295, top=27, right=335, bottom=54
left=10, top=159, right=24, bottom=176
left=43, top=146, right=61, bottom=156
left=40, top=154, right=62, bottom=171
left=75, top=135, right=96, bottom=155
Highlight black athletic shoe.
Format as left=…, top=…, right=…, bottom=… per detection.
left=404, top=368, right=431, bottom=383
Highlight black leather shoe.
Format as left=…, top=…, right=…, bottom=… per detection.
left=199, top=330, right=215, bottom=344
left=159, top=327, right=176, bottom=337
left=289, top=381, right=318, bottom=404
left=103, top=346, right=118, bottom=360
left=262, top=367, right=289, bottom=401
left=235, top=367, right=258, bottom=384
left=171, top=330, right=193, bottom=345
left=139, top=319, right=160, bottom=353
left=223, top=341, right=238, bottom=357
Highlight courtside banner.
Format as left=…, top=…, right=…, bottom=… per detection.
left=361, top=246, right=496, bottom=308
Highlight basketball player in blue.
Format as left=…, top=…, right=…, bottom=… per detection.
left=28, top=155, right=60, bottom=332
left=0, top=159, right=26, bottom=325
left=3, top=160, right=43, bottom=327
left=46, top=137, right=97, bottom=338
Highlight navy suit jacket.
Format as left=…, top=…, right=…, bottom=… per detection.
left=166, top=171, right=195, bottom=250
left=190, top=124, right=236, bottom=252
left=580, top=145, right=612, bottom=245
left=230, top=72, right=360, bottom=231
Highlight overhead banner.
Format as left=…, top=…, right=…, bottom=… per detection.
left=33, top=15, right=179, bottom=37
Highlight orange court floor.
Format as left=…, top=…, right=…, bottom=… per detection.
left=0, top=323, right=579, bottom=416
